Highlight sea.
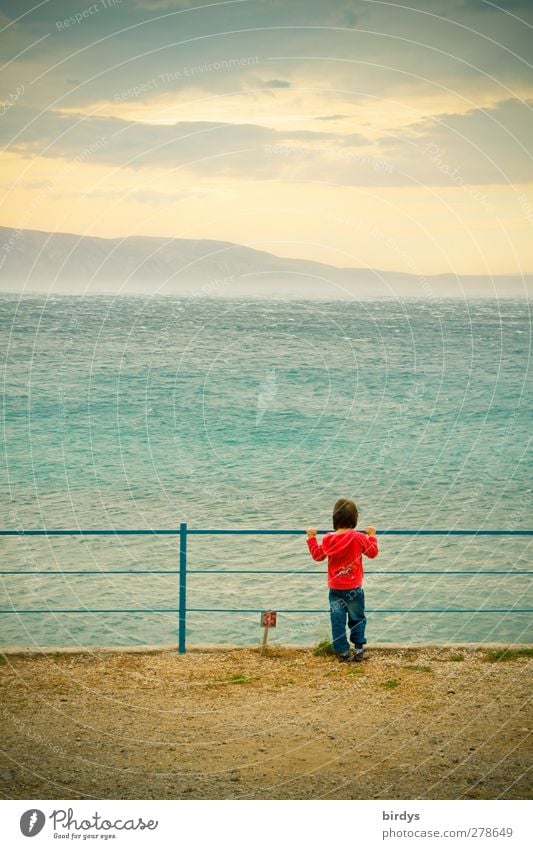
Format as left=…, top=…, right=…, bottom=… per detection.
left=1, top=295, right=531, bottom=648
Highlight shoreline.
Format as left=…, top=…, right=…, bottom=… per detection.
left=2, top=641, right=531, bottom=656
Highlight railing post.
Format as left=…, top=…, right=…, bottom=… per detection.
left=178, top=522, right=187, bottom=654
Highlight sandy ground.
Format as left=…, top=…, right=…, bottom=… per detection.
left=0, top=646, right=531, bottom=800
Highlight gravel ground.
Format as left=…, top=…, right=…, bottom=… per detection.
left=0, top=646, right=531, bottom=800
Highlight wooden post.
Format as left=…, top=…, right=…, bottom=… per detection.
left=260, top=610, right=277, bottom=655
left=260, top=623, right=269, bottom=656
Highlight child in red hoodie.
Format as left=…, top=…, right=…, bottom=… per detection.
left=307, top=498, right=378, bottom=662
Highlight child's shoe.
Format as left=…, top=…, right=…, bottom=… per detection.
left=352, top=648, right=369, bottom=662
left=337, top=651, right=352, bottom=662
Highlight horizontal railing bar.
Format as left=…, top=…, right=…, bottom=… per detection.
left=187, top=608, right=533, bottom=614
left=1, top=569, right=531, bottom=576
left=0, top=530, right=181, bottom=536
left=186, top=569, right=533, bottom=575
left=0, top=570, right=180, bottom=575
left=186, top=529, right=533, bottom=536
left=0, top=609, right=181, bottom=614
left=0, top=608, right=531, bottom=615
left=1, top=529, right=532, bottom=536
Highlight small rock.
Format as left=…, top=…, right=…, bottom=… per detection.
left=230, top=775, right=240, bottom=782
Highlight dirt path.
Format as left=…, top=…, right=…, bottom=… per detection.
left=0, top=646, right=531, bottom=800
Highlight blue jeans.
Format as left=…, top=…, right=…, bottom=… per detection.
left=329, top=587, right=366, bottom=655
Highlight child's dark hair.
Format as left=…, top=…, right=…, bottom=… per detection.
left=333, top=498, right=358, bottom=530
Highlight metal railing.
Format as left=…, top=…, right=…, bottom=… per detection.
left=0, top=525, right=532, bottom=653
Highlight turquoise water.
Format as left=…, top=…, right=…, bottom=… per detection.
left=1, top=295, right=531, bottom=647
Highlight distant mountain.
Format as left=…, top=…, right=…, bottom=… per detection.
left=0, top=226, right=530, bottom=298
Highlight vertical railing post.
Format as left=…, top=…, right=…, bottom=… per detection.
left=178, top=522, right=187, bottom=654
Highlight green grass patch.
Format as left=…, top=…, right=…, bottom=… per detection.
left=0, top=654, right=6, bottom=666
left=449, top=653, right=465, bottom=662
left=382, top=678, right=401, bottom=689
left=483, top=648, right=533, bottom=663
left=404, top=664, right=432, bottom=673
left=207, top=672, right=256, bottom=688
left=313, top=638, right=335, bottom=657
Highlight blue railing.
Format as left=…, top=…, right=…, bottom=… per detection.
left=0, top=525, right=532, bottom=653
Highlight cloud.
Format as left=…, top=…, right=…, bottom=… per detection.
left=132, top=0, right=200, bottom=8
left=338, top=132, right=370, bottom=146
left=0, top=104, right=400, bottom=186
left=455, top=0, right=533, bottom=13
left=3, top=0, right=532, bottom=118
left=0, top=104, right=338, bottom=167
left=264, top=79, right=291, bottom=88
left=315, top=114, right=348, bottom=121
left=379, top=97, right=533, bottom=185
left=3, top=96, right=531, bottom=188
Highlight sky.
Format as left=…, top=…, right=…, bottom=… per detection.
left=0, top=0, right=532, bottom=275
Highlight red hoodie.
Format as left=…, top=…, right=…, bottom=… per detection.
left=307, top=529, right=378, bottom=589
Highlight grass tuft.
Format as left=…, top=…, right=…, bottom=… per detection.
left=404, top=664, right=432, bottom=673
left=449, top=653, right=465, bottom=662
left=313, top=638, right=335, bottom=657
left=382, top=678, right=401, bottom=689
left=483, top=648, right=533, bottom=663
left=206, top=672, right=256, bottom=688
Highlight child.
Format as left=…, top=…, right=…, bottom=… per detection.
left=306, top=498, right=378, bottom=662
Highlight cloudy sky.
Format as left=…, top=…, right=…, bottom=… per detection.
left=1, top=0, right=532, bottom=274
